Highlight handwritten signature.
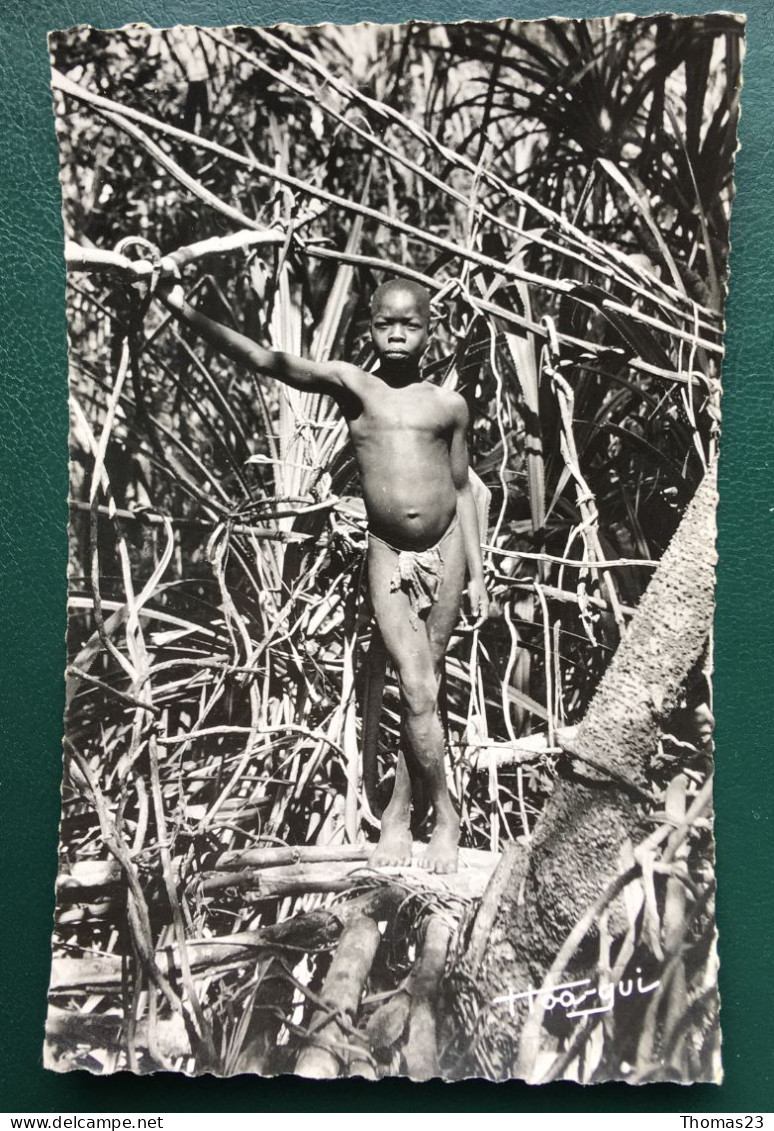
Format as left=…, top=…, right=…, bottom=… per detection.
left=492, top=968, right=661, bottom=1020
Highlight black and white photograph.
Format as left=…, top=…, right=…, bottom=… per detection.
left=45, top=12, right=743, bottom=1083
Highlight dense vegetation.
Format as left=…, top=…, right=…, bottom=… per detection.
left=47, top=15, right=741, bottom=1080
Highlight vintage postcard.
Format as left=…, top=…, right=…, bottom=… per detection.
left=45, top=13, right=743, bottom=1082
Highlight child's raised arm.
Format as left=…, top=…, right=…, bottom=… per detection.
left=159, top=280, right=356, bottom=398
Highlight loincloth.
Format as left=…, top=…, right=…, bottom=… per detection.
left=369, top=516, right=458, bottom=630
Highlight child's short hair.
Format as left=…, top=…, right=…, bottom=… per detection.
left=370, top=279, right=431, bottom=321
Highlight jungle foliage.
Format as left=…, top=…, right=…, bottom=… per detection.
left=47, top=14, right=741, bottom=1080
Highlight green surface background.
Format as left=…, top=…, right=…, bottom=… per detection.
left=1, top=0, right=771, bottom=1113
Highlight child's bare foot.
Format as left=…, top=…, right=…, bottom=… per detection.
left=369, top=822, right=413, bottom=868
left=418, top=816, right=460, bottom=874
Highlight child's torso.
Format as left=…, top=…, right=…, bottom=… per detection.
left=346, top=379, right=459, bottom=550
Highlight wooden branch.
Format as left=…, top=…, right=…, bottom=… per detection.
left=51, top=883, right=411, bottom=996
left=306, top=245, right=722, bottom=359
left=403, top=917, right=453, bottom=1080
left=65, top=230, right=286, bottom=279
left=48, top=936, right=277, bottom=994
left=201, top=848, right=499, bottom=900
left=47, top=70, right=568, bottom=294
left=484, top=543, right=659, bottom=569
left=498, top=578, right=637, bottom=617
left=64, top=740, right=183, bottom=1015
left=56, top=860, right=123, bottom=904
left=70, top=498, right=313, bottom=542
left=103, top=105, right=267, bottom=233
left=65, top=242, right=156, bottom=278
left=216, top=843, right=370, bottom=870
left=463, top=843, right=528, bottom=977
left=56, top=846, right=500, bottom=910
left=470, top=726, right=577, bottom=770
left=167, top=228, right=284, bottom=268
left=50, top=914, right=333, bottom=994
left=296, top=917, right=381, bottom=1078
left=202, top=863, right=361, bottom=897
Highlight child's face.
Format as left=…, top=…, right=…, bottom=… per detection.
left=370, top=289, right=429, bottom=363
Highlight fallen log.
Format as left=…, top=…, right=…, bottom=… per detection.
left=57, top=845, right=500, bottom=904
left=216, top=843, right=369, bottom=870
left=202, top=864, right=361, bottom=897
left=202, top=849, right=499, bottom=900
left=55, top=845, right=370, bottom=901
left=295, top=917, right=381, bottom=1079
left=49, top=914, right=340, bottom=994
left=403, top=916, right=454, bottom=1080
left=48, top=887, right=407, bottom=995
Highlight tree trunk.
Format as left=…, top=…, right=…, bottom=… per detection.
left=459, top=466, right=718, bottom=1080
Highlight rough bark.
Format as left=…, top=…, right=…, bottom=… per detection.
left=460, top=466, right=718, bottom=1080
left=403, top=917, right=453, bottom=1079
left=295, top=916, right=381, bottom=1079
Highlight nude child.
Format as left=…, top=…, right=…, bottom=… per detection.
left=160, top=275, right=488, bottom=873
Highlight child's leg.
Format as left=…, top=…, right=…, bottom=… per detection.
left=366, top=536, right=422, bottom=867
left=367, top=527, right=466, bottom=873
left=370, top=750, right=414, bottom=867
left=421, top=524, right=467, bottom=870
